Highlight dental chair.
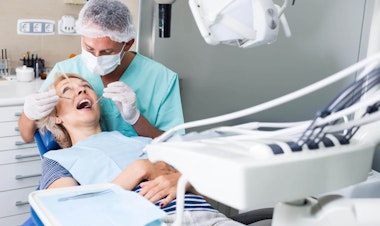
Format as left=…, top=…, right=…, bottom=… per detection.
left=33, top=130, right=60, bottom=158
left=24, top=129, right=273, bottom=226
left=20, top=131, right=61, bottom=226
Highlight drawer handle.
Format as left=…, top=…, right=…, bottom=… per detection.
left=15, top=141, right=35, bottom=146
left=14, top=112, right=22, bottom=117
left=15, top=200, right=29, bottom=206
left=15, top=127, right=20, bottom=132
left=15, top=154, right=40, bottom=159
left=15, top=140, right=36, bottom=146
left=15, top=141, right=26, bottom=146
left=15, top=173, right=41, bottom=180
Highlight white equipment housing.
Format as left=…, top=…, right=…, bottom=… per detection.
left=188, top=0, right=291, bottom=48
left=147, top=134, right=375, bottom=210
left=146, top=51, right=380, bottom=226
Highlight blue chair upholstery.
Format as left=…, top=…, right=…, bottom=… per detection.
left=21, top=130, right=61, bottom=226
left=22, top=208, right=44, bottom=226
left=34, top=130, right=60, bottom=157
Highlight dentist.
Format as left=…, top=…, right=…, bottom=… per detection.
left=18, top=0, right=184, bottom=143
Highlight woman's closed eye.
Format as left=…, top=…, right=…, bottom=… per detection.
left=83, top=84, right=93, bottom=90
left=62, top=84, right=92, bottom=95
left=62, top=86, right=72, bottom=95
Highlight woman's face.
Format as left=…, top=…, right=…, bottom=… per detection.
left=54, top=77, right=101, bottom=130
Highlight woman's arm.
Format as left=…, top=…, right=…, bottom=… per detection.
left=47, top=177, right=79, bottom=189
left=112, top=159, right=184, bottom=206
left=112, top=159, right=175, bottom=190
left=111, top=159, right=149, bottom=190
left=40, top=158, right=79, bottom=189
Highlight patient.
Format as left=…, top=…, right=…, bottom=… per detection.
left=37, top=73, right=244, bottom=226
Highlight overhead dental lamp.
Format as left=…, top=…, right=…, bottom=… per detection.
left=189, top=0, right=291, bottom=48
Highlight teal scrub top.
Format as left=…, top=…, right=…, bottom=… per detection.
left=40, top=52, right=184, bottom=137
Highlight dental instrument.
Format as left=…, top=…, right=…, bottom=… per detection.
left=59, top=94, right=104, bottom=105
left=58, top=71, right=104, bottom=105
left=93, top=96, right=104, bottom=105
left=59, top=95, right=104, bottom=106
left=58, top=96, right=72, bottom=100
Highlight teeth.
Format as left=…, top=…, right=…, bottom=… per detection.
left=79, top=99, right=92, bottom=105
left=77, top=99, right=92, bottom=109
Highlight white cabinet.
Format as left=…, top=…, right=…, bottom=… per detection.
left=0, top=213, right=31, bottom=226
left=0, top=78, right=43, bottom=225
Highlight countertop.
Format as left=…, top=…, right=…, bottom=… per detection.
left=0, top=76, right=44, bottom=107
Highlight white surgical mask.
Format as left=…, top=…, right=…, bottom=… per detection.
left=81, top=43, right=126, bottom=76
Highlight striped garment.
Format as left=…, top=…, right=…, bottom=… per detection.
left=40, top=157, right=216, bottom=214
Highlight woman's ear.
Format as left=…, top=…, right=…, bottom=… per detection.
left=55, top=116, right=63, bottom=125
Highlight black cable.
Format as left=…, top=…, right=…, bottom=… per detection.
left=296, top=68, right=380, bottom=148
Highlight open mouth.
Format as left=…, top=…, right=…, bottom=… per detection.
left=76, top=99, right=92, bottom=109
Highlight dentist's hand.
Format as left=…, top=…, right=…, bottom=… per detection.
left=103, top=81, right=140, bottom=125
left=23, top=90, right=59, bottom=121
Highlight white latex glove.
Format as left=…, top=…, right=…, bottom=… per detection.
left=23, top=90, right=59, bottom=121
left=103, top=81, right=140, bottom=125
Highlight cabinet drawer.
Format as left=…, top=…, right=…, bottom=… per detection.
left=0, top=136, right=36, bottom=152
left=0, top=161, right=41, bottom=192
left=0, top=105, right=23, bottom=122
left=0, top=213, right=30, bottom=226
left=0, top=186, right=36, bottom=218
left=0, top=147, right=40, bottom=165
left=0, top=121, right=20, bottom=137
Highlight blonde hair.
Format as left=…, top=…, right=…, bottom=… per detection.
left=36, top=72, right=91, bottom=148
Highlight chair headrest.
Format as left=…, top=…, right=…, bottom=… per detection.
left=34, top=130, right=61, bottom=157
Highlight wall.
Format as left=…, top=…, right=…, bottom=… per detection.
left=0, top=0, right=138, bottom=73
left=139, top=0, right=372, bottom=131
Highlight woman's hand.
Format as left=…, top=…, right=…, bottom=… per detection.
left=139, top=172, right=184, bottom=207
left=112, top=160, right=177, bottom=193
left=138, top=161, right=183, bottom=207
left=144, top=161, right=177, bottom=180
left=113, top=159, right=194, bottom=207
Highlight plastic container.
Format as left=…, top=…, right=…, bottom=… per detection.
left=16, top=66, right=34, bottom=82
